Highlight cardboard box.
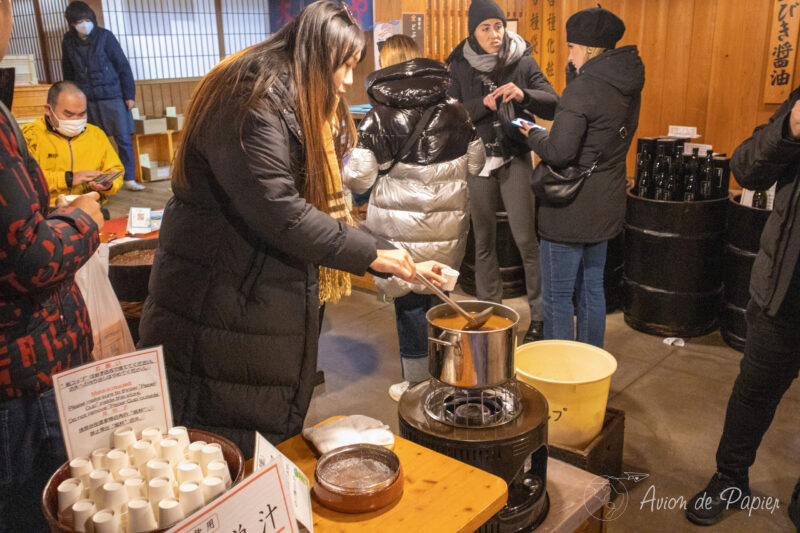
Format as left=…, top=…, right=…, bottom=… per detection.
left=166, top=114, right=184, bottom=131
left=141, top=160, right=171, bottom=182
left=134, top=117, right=167, bottom=135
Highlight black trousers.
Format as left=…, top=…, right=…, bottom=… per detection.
left=715, top=266, right=800, bottom=483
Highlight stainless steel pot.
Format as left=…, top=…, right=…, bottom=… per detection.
left=427, top=300, right=519, bottom=388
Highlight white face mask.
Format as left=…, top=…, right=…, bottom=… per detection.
left=74, top=21, right=93, bottom=36
left=50, top=111, right=86, bottom=138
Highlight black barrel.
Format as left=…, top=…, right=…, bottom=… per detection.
left=459, top=211, right=526, bottom=299
left=721, top=195, right=770, bottom=351
left=623, top=190, right=728, bottom=337
left=108, top=239, right=158, bottom=344
left=604, top=232, right=625, bottom=313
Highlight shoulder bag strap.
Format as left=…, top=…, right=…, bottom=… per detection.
left=381, top=105, right=437, bottom=176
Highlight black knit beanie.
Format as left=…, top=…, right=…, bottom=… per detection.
left=468, top=0, right=506, bottom=36
left=565, top=6, right=625, bottom=49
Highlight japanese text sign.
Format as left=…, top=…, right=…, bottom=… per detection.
left=765, top=0, right=800, bottom=103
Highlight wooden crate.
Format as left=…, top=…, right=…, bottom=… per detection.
left=10, top=84, right=50, bottom=120
left=0, top=55, right=37, bottom=85
left=133, top=131, right=176, bottom=182
left=548, top=408, right=625, bottom=479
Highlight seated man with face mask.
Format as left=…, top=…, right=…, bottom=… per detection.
left=22, top=80, right=124, bottom=205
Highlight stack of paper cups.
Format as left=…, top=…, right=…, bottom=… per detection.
left=57, top=478, right=84, bottom=525
left=69, top=457, right=93, bottom=487
left=112, top=426, right=137, bottom=452
left=159, top=438, right=184, bottom=468
left=130, top=440, right=156, bottom=468
left=127, top=498, right=157, bottom=533
left=91, top=447, right=110, bottom=470
left=71, top=499, right=96, bottom=533
left=201, top=476, right=225, bottom=504
left=116, top=466, right=140, bottom=483
left=92, top=508, right=121, bottom=533
left=101, top=481, right=129, bottom=514
left=205, top=460, right=231, bottom=489
left=105, top=449, right=130, bottom=478
left=157, top=498, right=184, bottom=528
left=140, top=427, right=163, bottom=451
left=186, top=441, right=206, bottom=463
left=167, top=426, right=190, bottom=452
left=146, top=459, right=175, bottom=484
left=177, top=461, right=203, bottom=485
left=147, top=476, right=174, bottom=513
left=179, top=482, right=204, bottom=516
left=200, top=444, right=224, bottom=474
left=124, top=477, right=147, bottom=499
left=89, top=469, right=112, bottom=506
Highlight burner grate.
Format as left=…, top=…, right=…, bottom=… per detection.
left=424, top=381, right=521, bottom=428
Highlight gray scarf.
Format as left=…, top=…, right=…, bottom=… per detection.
left=463, top=31, right=527, bottom=73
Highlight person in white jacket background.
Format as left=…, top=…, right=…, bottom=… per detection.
left=344, top=35, right=485, bottom=400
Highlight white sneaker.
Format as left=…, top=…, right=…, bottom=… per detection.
left=123, top=180, right=146, bottom=191
left=388, top=381, right=410, bottom=402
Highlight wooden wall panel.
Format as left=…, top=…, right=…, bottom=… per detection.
left=133, top=79, right=200, bottom=118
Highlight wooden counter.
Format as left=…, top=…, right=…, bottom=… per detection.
left=276, top=429, right=508, bottom=532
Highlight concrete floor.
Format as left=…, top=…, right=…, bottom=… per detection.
left=106, top=183, right=800, bottom=533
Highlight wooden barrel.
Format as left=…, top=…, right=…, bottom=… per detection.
left=721, top=195, right=770, bottom=351
left=623, top=191, right=728, bottom=337
left=459, top=211, right=526, bottom=299
left=108, top=239, right=158, bottom=344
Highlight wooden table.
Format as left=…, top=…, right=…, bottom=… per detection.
left=276, top=428, right=508, bottom=532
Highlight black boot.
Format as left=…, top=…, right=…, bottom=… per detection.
left=790, top=477, right=800, bottom=530
left=685, top=472, right=751, bottom=526
left=523, top=321, right=544, bottom=343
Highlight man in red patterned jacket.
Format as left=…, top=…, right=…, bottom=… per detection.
left=0, top=2, right=104, bottom=530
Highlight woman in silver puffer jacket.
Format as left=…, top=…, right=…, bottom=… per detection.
left=344, top=35, right=485, bottom=395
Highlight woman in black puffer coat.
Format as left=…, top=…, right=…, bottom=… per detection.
left=447, top=0, right=558, bottom=343
left=521, top=7, right=644, bottom=348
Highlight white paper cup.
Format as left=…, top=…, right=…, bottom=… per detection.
left=89, top=469, right=112, bottom=505
left=167, top=426, right=190, bottom=452
left=105, top=448, right=130, bottom=476
left=146, top=459, right=174, bottom=483
left=115, top=466, right=139, bottom=482
left=69, top=457, right=93, bottom=486
left=140, top=427, right=163, bottom=449
left=147, top=476, right=174, bottom=512
left=200, top=443, right=224, bottom=473
left=177, top=460, right=203, bottom=485
left=92, top=508, right=121, bottom=533
left=205, top=460, right=231, bottom=489
left=101, top=481, right=129, bottom=514
left=441, top=267, right=460, bottom=291
left=130, top=440, right=156, bottom=468
left=201, top=476, right=225, bottom=504
left=127, top=497, right=157, bottom=533
left=124, top=477, right=147, bottom=499
left=159, top=438, right=183, bottom=467
left=91, top=447, right=111, bottom=470
left=112, top=426, right=137, bottom=452
left=71, top=499, right=96, bottom=533
left=186, top=441, right=207, bottom=463
left=179, top=482, right=204, bottom=516
left=157, top=498, right=184, bottom=528
left=57, top=478, right=84, bottom=513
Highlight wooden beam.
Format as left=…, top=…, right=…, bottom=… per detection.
left=214, top=0, right=225, bottom=60
left=31, top=0, right=52, bottom=83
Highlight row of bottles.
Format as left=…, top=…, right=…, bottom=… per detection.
left=634, top=137, right=730, bottom=201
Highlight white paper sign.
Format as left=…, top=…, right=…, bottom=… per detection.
left=166, top=106, right=177, bottom=117
left=667, top=125, right=701, bottom=139
left=254, top=432, right=313, bottom=532
left=128, top=206, right=153, bottom=235
left=52, top=346, right=173, bottom=459
left=168, top=461, right=298, bottom=533
left=131, top=107, right=141, bottom=120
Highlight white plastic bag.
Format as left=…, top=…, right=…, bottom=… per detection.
left=75, top=244, right=135, bottom=360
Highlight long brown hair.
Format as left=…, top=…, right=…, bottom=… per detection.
left=172, top=0, right=365, bottom=213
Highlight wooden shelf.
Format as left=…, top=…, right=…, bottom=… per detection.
left=133, top=129, right=182, bottom=182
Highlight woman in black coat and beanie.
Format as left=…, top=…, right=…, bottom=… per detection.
left=520, top=7, right=644, bottom=348
left=137, top=1, right=443, bottom=456
left=447, top=0, right=558, bottom=343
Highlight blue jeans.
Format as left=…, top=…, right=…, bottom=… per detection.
left=394, top=292, right=439, bottom=382
left=0, top=390, right=67, bottom=532
left=115, top=133, right=136, bottom=182
left=540, top=239, right=608, bottom=348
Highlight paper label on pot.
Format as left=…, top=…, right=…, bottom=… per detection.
left=168, top=460, right=298, bottom=533
left=52, top=346, right=173, bottom=459
left=254, top=432, right=313, bottom=532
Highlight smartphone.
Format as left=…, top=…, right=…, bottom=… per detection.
left=512, top=118, right=545, bottom=130
left=93, top=169, right=123, bottom=185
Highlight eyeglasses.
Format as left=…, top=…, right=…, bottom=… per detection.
left=339, top=0, right=357, bottom=25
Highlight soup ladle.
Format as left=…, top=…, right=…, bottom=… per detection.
left=414, top=273, right=494, bottom=330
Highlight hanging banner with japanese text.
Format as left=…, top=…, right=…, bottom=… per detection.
left=269, top=0, right=373, bottom=32
left=764, top=0, right=800, bottom=104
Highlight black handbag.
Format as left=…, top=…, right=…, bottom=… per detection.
left=530, top=159, right=598, bottom=204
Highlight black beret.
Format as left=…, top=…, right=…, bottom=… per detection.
left=566, top=6, right=625, bottom=49
left=468, top=0, right=506, bottom=36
